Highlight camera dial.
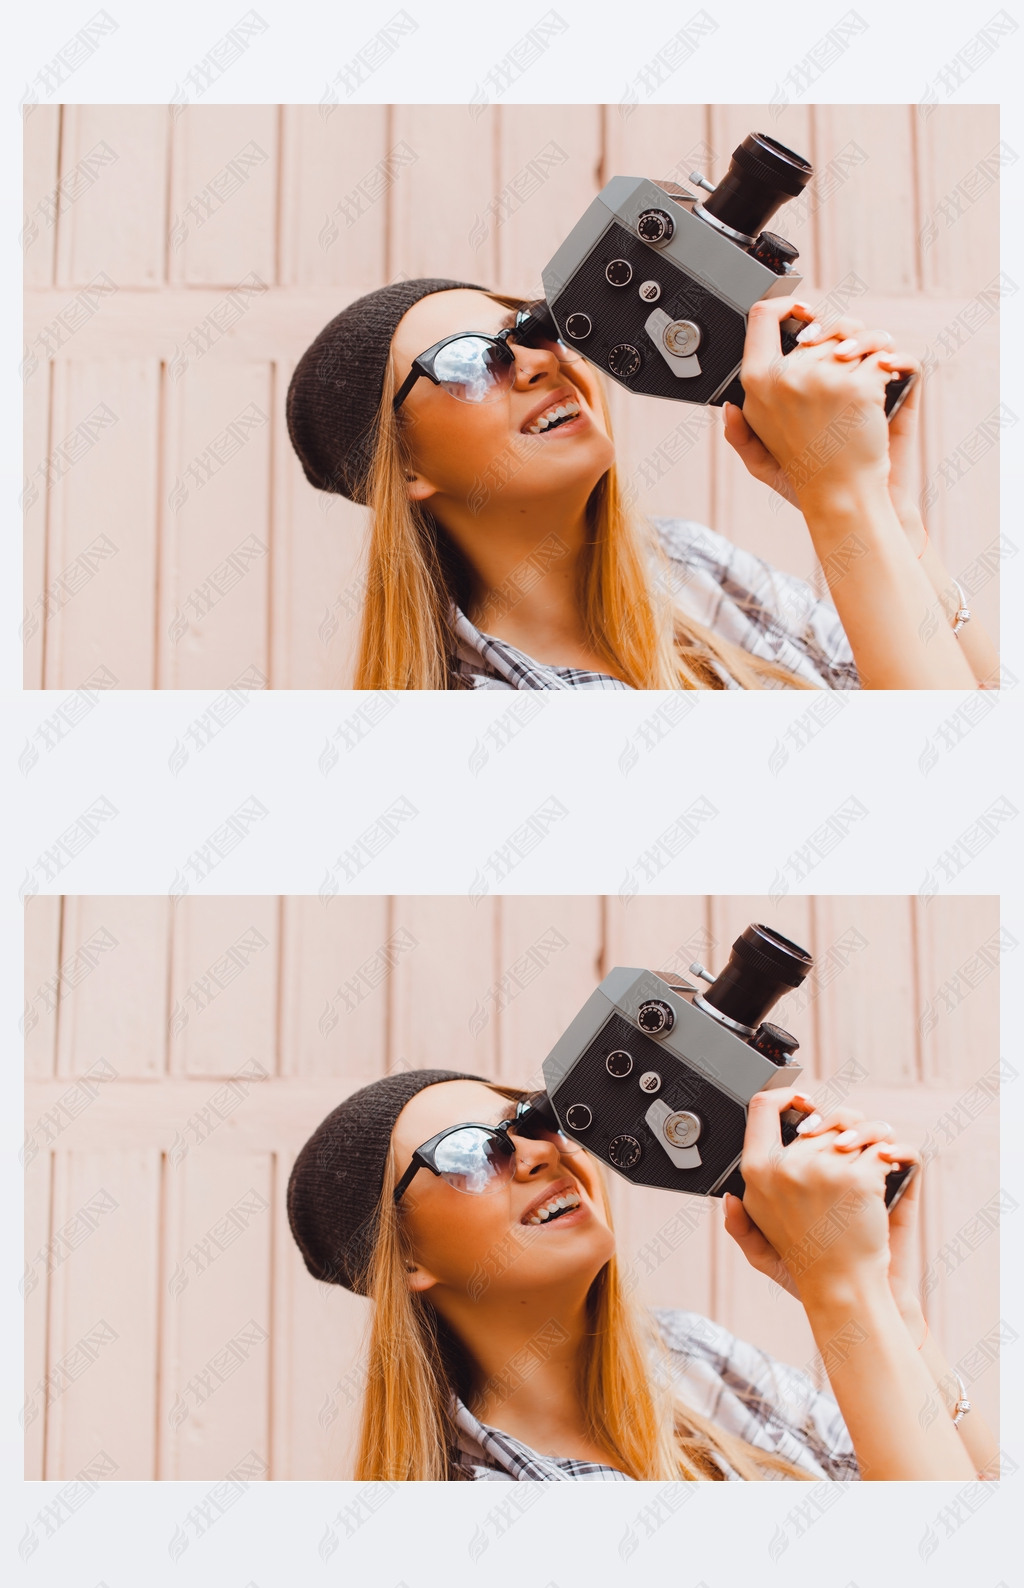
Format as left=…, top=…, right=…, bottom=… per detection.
left=565, top=1103, right=593, bottom=1131
left=564, top=312, right=592, bottom=339
left=608, top=1134, right=642, bottom=1169
left=606, top=1049, right=634, bottom=1078
left=605, top=259, right=633, bottom=286
left=607, top=344, right=642, bottom=378
left=637, top=999, right=674, bottom=1035
left=636, top=208, right=675, bottom=244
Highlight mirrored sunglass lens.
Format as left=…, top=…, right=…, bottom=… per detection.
left=434, top=1127, right=512, bottom=1193
left=433, top=337, right=514, bottom=403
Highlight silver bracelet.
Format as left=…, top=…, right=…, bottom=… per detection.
left=950, top=1370, right=972, bottom=1426
left=950, top=578, right=971, bottom=637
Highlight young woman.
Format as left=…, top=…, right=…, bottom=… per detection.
left=286, top=279, right=996, bottom=690
left=286, top=1069, right=997, bottom=1481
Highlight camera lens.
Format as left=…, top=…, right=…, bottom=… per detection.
left=702, top=133, right=812, bottom=242
left=702, top=923, right=812, bottom=1032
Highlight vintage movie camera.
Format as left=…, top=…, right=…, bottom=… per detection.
left=516, top=132, right=915, bottom=421
left=525, top=923, right=916, bottom=1210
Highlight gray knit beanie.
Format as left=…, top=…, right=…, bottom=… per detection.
left=285, top=278, right=490, bottom=505
left=286, top=1068, right=490, bottom=1294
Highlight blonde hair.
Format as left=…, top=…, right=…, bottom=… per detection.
left=353, top=292, right=813, bottom=691
left=353, top=1084, right=815, bottom=1482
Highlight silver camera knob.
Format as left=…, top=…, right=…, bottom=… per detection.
left=663, top=1110, right=701, bottom=1148
left=663, top=319, right=701, bottom=357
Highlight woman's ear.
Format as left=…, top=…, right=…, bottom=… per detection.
left=405, top=1261, right=438, bottom=1294
left=405, top=472, right=437, bottom=503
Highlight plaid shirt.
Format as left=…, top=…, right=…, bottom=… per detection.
left=452, top=1307, right=860, bottom=1482
left=452, top=518, right=861, bottom=691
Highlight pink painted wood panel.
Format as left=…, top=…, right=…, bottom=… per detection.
left=278, top=894, right=391, bottom=1080
left=23, top=107, right=60, bottom=288
left=168, top=897, right=279, bottom=1078
left=55, top=106, right=169, bottom=289
left=54, top=896, right=170, bottom=1080
left=24, top=895, right=1002, bottom=1475
left=42, top=358, right=162, bottom=688
left=23, top=896, right=63, bottom=1080
left=23, top=105, right=1002, bottom=685
left=278, top=106, right=390, bottom=291
left=168, top=107, right=279, bottom=288
left=43, top=1147, right=162, bottom=1479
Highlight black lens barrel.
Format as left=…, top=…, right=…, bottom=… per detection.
left=702, top=133, right=812, bottom=241
left=702, top=923, right=813, bottom=1031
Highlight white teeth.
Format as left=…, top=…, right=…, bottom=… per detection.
left=524, top=1191, right=581, bottom=1225
left=525, top=399, right=581, bottom=434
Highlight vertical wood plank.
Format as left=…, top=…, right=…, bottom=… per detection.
left=491, top=896, right=603, bottom=1087
left=812, top=897, right=919, bottom=1086
left=272, top=1173, right=369, bottom=1480
left=278, top=106, right=389, bottom=290
left=919, top=347, right=1001, bottom=650
left=278, top=896, right=392, bottom=1079
left=271, top=365, right=371, bottom=691
left=918, top=1111, right=1001, bottom=1437
left=493, top=105, right=603, bottom=296
left=168, top=107, right=279, bottom=287
left=23, top=1148, right=52, bottom=1477
left=42, top=359, right=160, bottom=689
left=24, top=896, right=63, bottom=1080
left=915, top=896, right=1001, bottom=1087
left=158, top=362, right=273, bottom=688
left=22, top=351, right=51, bottom=687
left=916, top=106, right=1002, bottom=295
left=390, top=897, right=499, bottom=1076
left=160, top=1152, right=273, bottom=1477
left=169, top=898, right=279, bottom=1078
left=389, top=106, right=499, bottom=284
left=55, top=106, right=169, bottom=288
left=54, top=897, right=170, bottom=1080
left=23, top=106, right=61, bottom=288
left=44, top=1149, right=161, bottom=1478
left=813, top=106, right=918, bottom=294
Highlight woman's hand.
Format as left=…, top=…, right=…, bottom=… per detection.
left=730, top=1087, right=898, bottom=1306
left=725, top=305, right=923, bottom=535
left=724, top=1104, right=924, bottom=1325
left=733, top=295, right=897, bottom=514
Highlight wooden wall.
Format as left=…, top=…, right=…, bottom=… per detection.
left=23, top=104, right=1002, bottom=688
left=24, top=894, right=1003, bottom=1478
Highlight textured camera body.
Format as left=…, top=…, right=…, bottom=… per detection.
left=540, top=175, right=802, bottom=409
left=540, top=965, right=804, bottom=1200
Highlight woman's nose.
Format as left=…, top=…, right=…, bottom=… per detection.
left=512, top=343, right=563, bottom=386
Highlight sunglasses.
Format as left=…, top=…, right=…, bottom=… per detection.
left=393, top=1096, right=580, bottom=1204
left=392, top=308, right=581, bottom=412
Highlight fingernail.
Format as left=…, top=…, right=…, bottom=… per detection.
left=832, top=337, right=859, bottom=355
left=795, top=321, right=822, bottom=344
left=833, top=1129, right=858, bottom=1146
left=795, top=1112, right=823, bottom=1135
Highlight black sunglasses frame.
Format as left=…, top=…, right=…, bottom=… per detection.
left=391, top=308, right=576, bottom=412
left=392, top=1097, right=558, bottom=1204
